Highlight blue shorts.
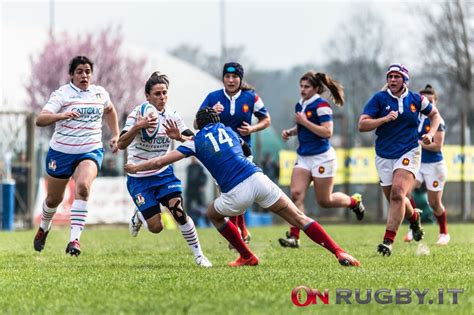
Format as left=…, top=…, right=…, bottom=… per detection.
left=45, top=148, right=104, bottom=178
left=126, top=166, right=182, bottom=213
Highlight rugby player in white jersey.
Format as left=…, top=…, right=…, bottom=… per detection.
left=34, top=56, right=120, bottom=256
left=117, top=71, right=212, bottom=268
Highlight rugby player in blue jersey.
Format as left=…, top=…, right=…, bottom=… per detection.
left=197, top=62, right=271, bottom=247
left=359, top=64, right=441, bottom=256
left=125, top=107, right=360, bottom=267
left=278, top=71, right=365, bottom=249
left=403, top=84, right=449, bottom=245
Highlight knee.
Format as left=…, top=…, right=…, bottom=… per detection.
left=148, top=221, right=164, bottom=233
left=390, top=186, right=405, bottom=203
left=429, top=200, right=444, bottom=213
left=45, top=196, right=62, bottom=208
left=316, top=196, right=332, bottom=208
left=75, top=182, right=91, bottom=199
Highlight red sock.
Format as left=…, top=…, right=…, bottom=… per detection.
left=435, top=211, right=448, bottom=234
left=409, top=197, right=417, bottom=209
left=384, top=230, right=396, bottom=244
left=229, top=216, right=239, bottom=229
left=349, top=197, right=357, bottom=208
left=218, top=221, right=253, bottom=259
left=303, top=221, right=342, bottom=256
left=237, top=214, right=249, bottom=238
left=408, top=211, right=419, bottom=224
left=290, top=226, right=300, bottom=239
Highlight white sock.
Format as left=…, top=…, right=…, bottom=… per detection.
left=40, top=201, right=57, bottom=231
left=178, top=217, right=204, bottom=258
left=70, top=199, right=88, bottom=242
left=137, top=211, right=149, bottom=231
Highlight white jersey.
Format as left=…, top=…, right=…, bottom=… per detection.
left=43, top=82, right=111, bottom=154
left=123, top=103, right=187, bottom=177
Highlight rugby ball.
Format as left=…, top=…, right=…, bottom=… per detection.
left=140, top=103, right=159, bottom=141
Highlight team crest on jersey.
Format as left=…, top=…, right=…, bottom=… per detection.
left=433, top=180, right=439, bottom=188
left=410, top=104, right=416, bottom=112
left=425, top=125, right=431, bottom=132
left=242, top=104, right=250, bottom=113
left=48, top=159, right=57, bottom=171
left=135, top=193, right=145, bottom=206
left=306, top=111, right=313, bottom=118
left=318, top=166, right=325, bottom=174
left=402, top=158, right=410, bottom=166
left=95, top=93, right=102, bottom=101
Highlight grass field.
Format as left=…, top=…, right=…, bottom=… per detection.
left=0, top=223, right=472, bottom=314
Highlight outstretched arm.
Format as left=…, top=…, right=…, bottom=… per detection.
left=124, top=150, right=186, bottom=174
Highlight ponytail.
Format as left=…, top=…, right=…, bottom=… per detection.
left=300, top=71, right=344, bottom=106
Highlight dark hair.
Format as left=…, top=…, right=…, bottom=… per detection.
left=223, top=62, right=244, bottom=79
left=300, top=71, right=344, bottom=106
left=145, top=71, right=169, bottom=94
left=69, top=56, right=94, bottom=75
left=195, top=107, right=220, bottom=129
left=419, top=84, right=437, bottom=101
left=222, top=62, right=255, bottom=91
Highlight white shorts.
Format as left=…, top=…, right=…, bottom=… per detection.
left=415, top=160, right=447, bottom=191
left=375, top=146, right=421, bottom=187
left=294, top=147, right=337, bottom=178
left=214, top=172, right=282, bottom=217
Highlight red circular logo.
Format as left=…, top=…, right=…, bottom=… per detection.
left=306, top=111, right=313, bottom=118
left=433, top=181, right=439, bottom=187
left=402, top=158, right=410, bottom=166
left=410, top=104, right=416, bottom=112
left=318, top=166, right=325, bottom=174
left=242, top=104, right=249, bottom=113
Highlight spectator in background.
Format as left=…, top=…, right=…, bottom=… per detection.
left=100, top=157, right=120, bottom=176
left=12, top=152, right=28, bottom=217
left=260, top=152, right=279, bottom=184
left=185, top=156, right=209, bottom=226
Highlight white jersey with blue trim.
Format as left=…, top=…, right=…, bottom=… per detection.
left=177, top=122, right=261, bottom=193
left=43, top=82, right=111, bottom=154
left=362, top=89, right=433, bottom=159
left=123, top=103, right=187, bottom=177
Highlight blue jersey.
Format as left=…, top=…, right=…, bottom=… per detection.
left=295, top=94, right=332, bottom=156
left=362, top=89, right=433, bottom=159
left=199, top=88, right=268, bottom=144
left=177, top=123, right=261, bottom=193
left=419, top=115, right=445, bottom=163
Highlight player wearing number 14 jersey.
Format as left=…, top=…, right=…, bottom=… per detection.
left=125, top=107, right=360, bottom=267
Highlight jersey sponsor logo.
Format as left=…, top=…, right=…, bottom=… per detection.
left=48, top=159, right=57, bottom=171
left=385, top=106, right=391, bottom=110
left=410, top=104, right=416, bottom=112
left=318, top=166, right=325, bottom=174
left=135, top=193, right=145, bottom=206
left=433, top=180, right=439, bottom=188
left=167, top=184, right=181, bottom=189
left=402, top=158, right=410, bottom=166
left=242, top=104, right=250, bottom=113
left=306, top=110, right=313, bottom=118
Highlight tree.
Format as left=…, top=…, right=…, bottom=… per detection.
left=324, top=8, right=390, bottom=147
left=25, top=26, right=148, bottom=132
left=419, top=0, right=473, bottom=220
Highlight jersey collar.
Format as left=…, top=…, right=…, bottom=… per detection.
left=299, top=93, right=321, bottom=108
left=386, top=87, right=408, bottom=100
left=223, top=88, right=242, bottom=100
left=69, top=82, right=90, bottom=92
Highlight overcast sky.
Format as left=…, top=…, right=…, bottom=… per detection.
left=1, top=0, right=428, bottom=107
